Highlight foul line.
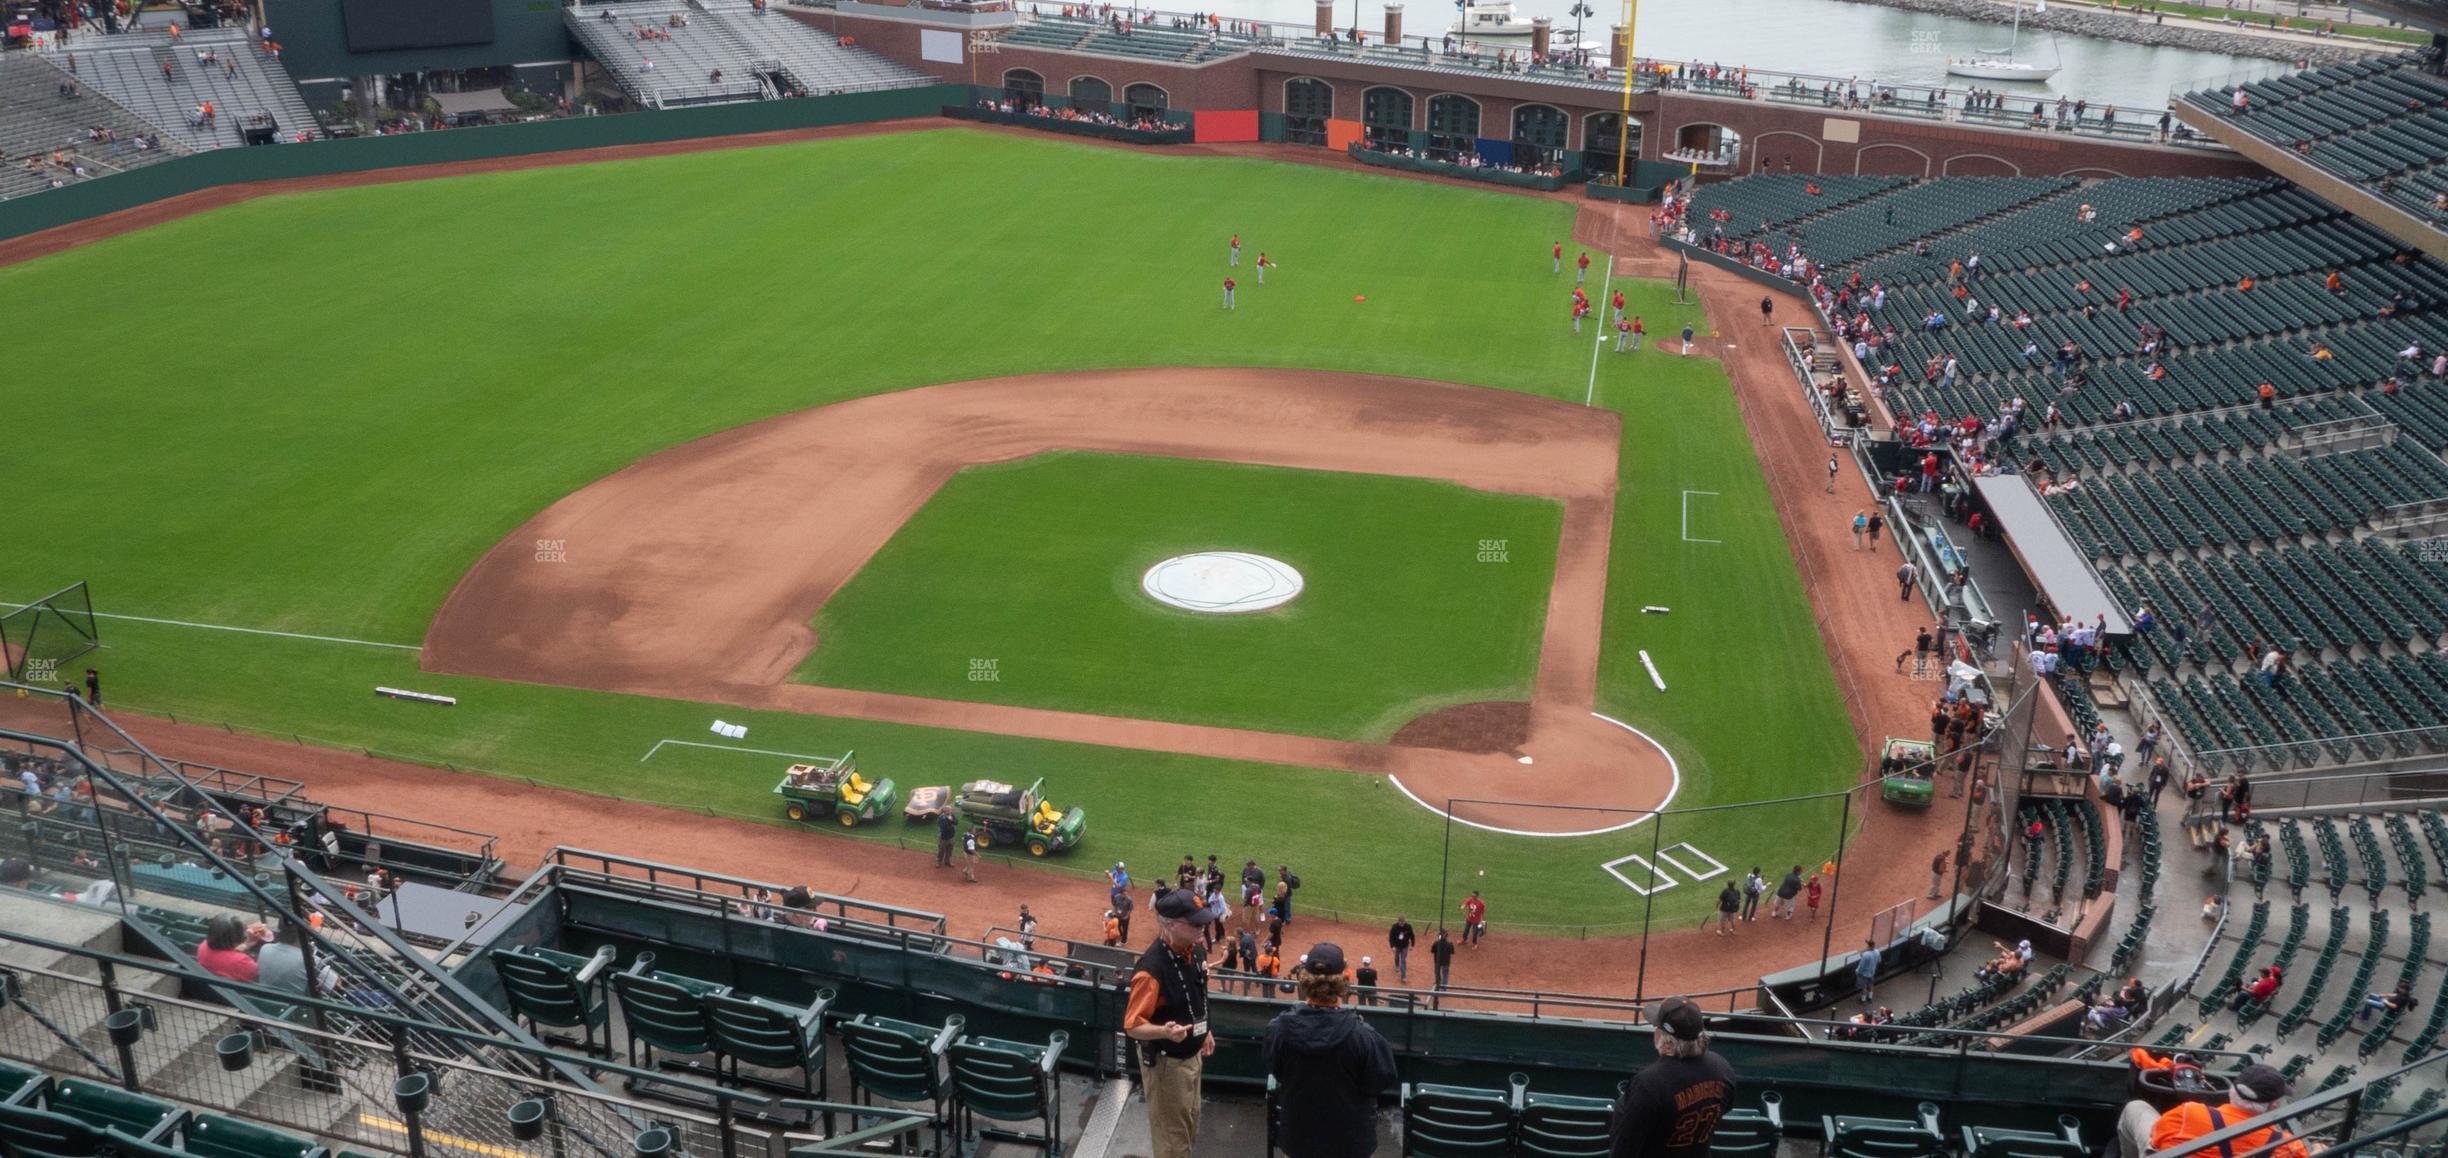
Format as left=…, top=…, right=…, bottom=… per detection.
left=1383, top=712, right=1681, bottom=838
left=1681, top=490, right=1722, bottom=544
left=0, top=603, right=420, bottom=651
left=639, top=738, right=849, bottom=765
left=1584, top=257, right=1615, bottom=407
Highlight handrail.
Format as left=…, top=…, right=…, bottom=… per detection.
left=546, top=847, right=947, bottom=933
left=2144, top=1048, right=2448, bottom=1158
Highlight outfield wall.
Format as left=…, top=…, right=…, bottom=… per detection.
left=0, top=85, right=964, bottom=247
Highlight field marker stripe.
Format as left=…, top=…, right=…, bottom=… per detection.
left=1601, top=852, right=1673, bottom=895
left=1680, top=490, right=1722, bottom=544
left=1584, top=258, right=1615, bottom=407
left=0, top=603, right=421, bottom=651
left=640, top=738, right=850, bottom=765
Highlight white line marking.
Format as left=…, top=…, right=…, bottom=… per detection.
left=1658, top=842, right=1728, bottom=882
left=0, top=603, right=421, bottom=651
left=1384, top=712, right=1681, bottom=838
left=1584, top=258, right=1615, bottom=407
left=1681, top=490, right=1723, bottom=544
left=639, top=738, right=850, bottom=765
left=1602, top=853, right=1674, bottom=895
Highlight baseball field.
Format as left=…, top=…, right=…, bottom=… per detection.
left=0, top=126, right=1860, bottom=930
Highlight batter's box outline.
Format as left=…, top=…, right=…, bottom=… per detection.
left=1601, top=853, right=1675, bottom=896
left=1657, top=842, right=1727, bottom=883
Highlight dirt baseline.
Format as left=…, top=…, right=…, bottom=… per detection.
left=423, top=367, right=1671, bottom=830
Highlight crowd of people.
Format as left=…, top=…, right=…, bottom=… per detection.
left=1357, top=140, right=1563, bottom=180
left=971, top=97, right=1178, bottom=134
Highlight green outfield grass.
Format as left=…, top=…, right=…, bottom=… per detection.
left=0, top=127, right=1857, bottom=929
left=796, top=452, right=1563, bottom=740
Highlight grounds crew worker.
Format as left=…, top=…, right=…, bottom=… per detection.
left=2118, top=1063, right=2306, bottom=1158
left=1264, top=942, right=1398, bottom=1158
left=1127, top=889, right=1218, bottom=1158
left=1610, top=997, right=1736, bottom=1158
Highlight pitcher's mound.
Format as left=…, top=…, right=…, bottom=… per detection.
left=1391, top=701, right=1531, bottom=754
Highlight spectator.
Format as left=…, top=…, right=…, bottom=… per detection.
left=1430, top=928, right=1456, bottom=990
left=2117, top=1064, right=2302, bottom=1158
left=1741, top=867, right=1765, bottom=922
left=1853, top=940, right=1881, bottom=1005
left=256, top=918, right=339, bottom=995
left=1773, top=866, right=1802, bottom=919
left=195, top=914, right=265, bottom=982
left=1263, top=943, right=1398, bottom=1158
left=2358, top=979, right=2417, bottom=1022
left=1715, top=881, right=1740, bottom=936
left=1608, top=998, right=1736, bottom=1158
left=1460, top=890, right=1486, bottom=947
left=1125, top=890, right=1219, bottom=1158
left=1355, top=956, right=1379, bottom=1006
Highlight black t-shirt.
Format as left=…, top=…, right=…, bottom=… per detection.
left=1608, top=1052, right=1737, bottom=1158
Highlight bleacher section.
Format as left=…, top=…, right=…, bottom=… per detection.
left=2181, top=52, right=2448, bottom=233
left=0, top=50, right=184, bottom=202
left=1680, top=171, right=2448, bottom=771
left=565, top=1, right=931, bottom=108
left=42, top=28, right=320, bottom=152
left=997, top=13, right=1264, bottom=65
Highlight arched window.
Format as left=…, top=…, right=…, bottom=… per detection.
left=1284, top=77, right=1333, bottom=147
left=1583, top=113, right=1641, bottom=178
left=1511, top=103, right=1567, bottom=169
left=1003, top=68, right=1044, bottom=110
left=1425, top=94, right=1479, bottom=164
left=1068, top=75, right=1111, bottom=117
left=1361, top=86, right=1412, bottom=151
left=1121, top=83, right=1168, bottom=120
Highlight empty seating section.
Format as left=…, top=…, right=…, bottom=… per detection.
left=0, top=51, right=184, bottom=201
left=44, top=29, right=320, bottom=152
left=1858, top=178, right=2267, bottom=285
left=1684, top=175, right=1911, bottom=237
left=1783, top=178, right=2073, bottom=269
left=1002, top=13, right=1261, bottom=64
left=2183, top=53, right=2448, bottom=229
left=566, top=1, right=931, bottom=108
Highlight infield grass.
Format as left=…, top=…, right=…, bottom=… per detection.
left=796, top=452, right=1563, bottom=740
left=0, top=127, right=1854, bottom=928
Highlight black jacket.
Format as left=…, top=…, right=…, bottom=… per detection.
left=1264, top=1004, right=1398, bottom=1158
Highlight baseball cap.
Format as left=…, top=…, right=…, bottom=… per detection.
left=1651, top=997, right=1706, bottom=1041
left=2233, top=1064, right=2290, bottom=1103
left=1153, top=889, right=1217, bottom=925
left=1303, top=942, right=1347, bottom=975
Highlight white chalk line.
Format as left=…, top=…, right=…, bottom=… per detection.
left=0, top=603, right=421, bottom=652
left=1384, top=712, right=1681, bottom=839
left=1681, top=490, right=1723, bottom=544
left=1584, top=257, right=1615, bottom=407
left=640, top=738, right=850, bottom=765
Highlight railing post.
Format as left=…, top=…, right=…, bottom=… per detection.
left=98, top=959, right=125, bottom=1015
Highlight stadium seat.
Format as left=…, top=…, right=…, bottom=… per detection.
left=182, top=1115, right=328, bottom=1158
left=1709, top=1092, right=1786, bottom=1158
left=1823, top=1102, right=1943, bottom=1158
left=1400, top=1080, right=1517, bottom=1157
left=0, top=1103, right=112, bottom=1158
left=1962, top=1116, right=2084, bottom=1158
left=607, top=954, right=728, bottom=1069
left=706, top=988, right=834, bottom=1095
left=489, top=945, right=615, bottom=1055
left=946, top=1029, right=1068, bottom=1157
left=1516, top=1082, right=1616, bottom=1158
left=41, top=1082, right=184, bottom=1144
left=838, top=1014, right=959, bottom=1152
left=0, top=1064, right=45, bottom=1108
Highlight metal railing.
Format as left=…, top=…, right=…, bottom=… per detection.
left=0, top=926, right=924, bottom=1158
left=2143, top=1048, right=2448, bottom=1158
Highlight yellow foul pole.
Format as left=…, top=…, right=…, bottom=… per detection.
left=1612, top=0, right=1636, bottom=183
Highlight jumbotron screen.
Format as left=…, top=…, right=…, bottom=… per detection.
left=340, top=0, right=496, bottom=52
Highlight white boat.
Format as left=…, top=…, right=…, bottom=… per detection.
left=1447, top=0, right=1536, bottom=44
left=1947, top=0, right=2060, bottom=81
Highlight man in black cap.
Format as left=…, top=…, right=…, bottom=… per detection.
left=1264, top=942, right=1398, bottom=1158
left=1126, top=889, right=1218, bottom=1158
left=2118, top=1063, right=2305, bottom=1158
left=1609, top=997, right=1736, bottom=1158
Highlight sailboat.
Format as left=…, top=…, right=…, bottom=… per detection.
left=1947, top=0, right=2061, bottom=81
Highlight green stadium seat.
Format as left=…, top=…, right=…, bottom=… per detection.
left=1961, top=1115, right=2084, bottom=1158
left=182, top=1114, right=327, bottom=1158
left=607, top=954, right=729, bottom=1068
left=1517, top=1082, right=1615, bottom=1158
left=489, top=944, right=614, bottom=1055
left=946, top=1029, right=1068, bottom=1157
left=1823, top=1102, right=1943, bottom=1158
left=1709, top=1091, right=1785, bottom=1158
left=1400, top=1080, right=1517, bottom=1157
left=838, top=1014, right=959, bottom=1153
left=0, top=1064, right=45, bottom=1108
left=706, top=988, right=834, bottom=1095
left=42, top=1081, right=184, bottom=1144
left=0, top=1103, right=111, bottom=1158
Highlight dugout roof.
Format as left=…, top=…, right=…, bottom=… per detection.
left=1971, top=474, right=2133, bottom=636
